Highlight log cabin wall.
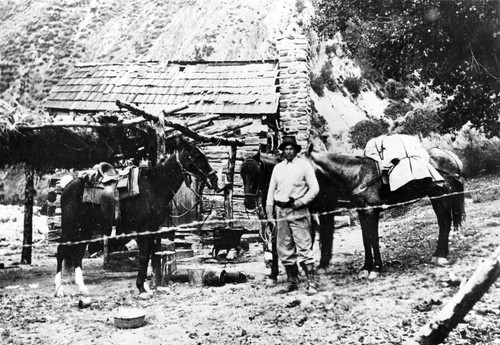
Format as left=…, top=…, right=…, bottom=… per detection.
left=199, top=116, right=270, bottom=232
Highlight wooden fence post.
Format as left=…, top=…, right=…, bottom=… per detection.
left=21, top=167, right=35, bottom=265
left=224, top=145, right=237, bottom=228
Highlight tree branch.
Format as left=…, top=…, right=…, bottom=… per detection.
left=116, top=100, right=245, bottom=146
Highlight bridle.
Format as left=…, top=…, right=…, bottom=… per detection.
left=242, top=157, right=265, bottom=200
left=177, top=149, right=217, bottom=190
left=169, top=149, right=217, bottom=218
left=242, top=156, right=275, bottom=246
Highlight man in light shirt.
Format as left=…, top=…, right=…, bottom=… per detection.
left=266, top=135, right=319, bottom=294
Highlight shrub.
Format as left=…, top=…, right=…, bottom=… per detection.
left=399, top=107, right=442, bottom=137
left=422, top=123, right=500, bottom=177
left=385, top=79, right=408, bottom=100
left=324, top=44, right=335, bottom=55
left=310, top=72, right=325, bottom=96
left=320, top=63, right=337, bottom=92
left=296, top=0, right=306, bottom=13
left=384, top=101, right=412, bottom=120
left=343, top=76, right=362, bottom=98
left=348, top=118, right=389, bottom=149
left=310, top=62, right=337, bottom=96
left=454, top=125, right=500, bottom=177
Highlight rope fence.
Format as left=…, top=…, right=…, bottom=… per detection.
left=14, top=182, right=500, bottom=250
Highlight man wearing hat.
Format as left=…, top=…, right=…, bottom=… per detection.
left=265, top=135, right=319, bottom=294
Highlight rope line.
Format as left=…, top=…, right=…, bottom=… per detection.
left=16, top=183, right=497, bottom=250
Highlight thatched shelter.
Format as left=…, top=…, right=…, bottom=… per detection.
left=0, top=99, right=158, bottom=172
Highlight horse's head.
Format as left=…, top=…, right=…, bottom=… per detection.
left=177, top=139, right=218, bottom=190
left=240, top=151, right=263, bottom=210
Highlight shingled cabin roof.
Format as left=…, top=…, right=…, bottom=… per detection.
left=44, top=60, right=280, bottom=116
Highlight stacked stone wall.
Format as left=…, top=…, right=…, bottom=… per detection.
left=277, top=34, right=311, bottom=149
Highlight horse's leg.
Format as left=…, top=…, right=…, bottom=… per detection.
left=370, top=212, right=382, bottom=279
left=74, top=242, right=89, bottom=295
left=270, top=233, right=279, bottom=280
left=55, top=245, right=65, bottom=297
left=264, top=223, right=279, bottom=285
left=151, top=236, right=162, bottom=288
left=72, top=212, right=94, bottom=295
left=136, top=234, right=154, bottom=296
left=357, top=209, right=380, bottom=279
left=100, top=185, right=116, bottom=260
left=317, top=213, right=334, bottom=271
left=430, top=195, right=452, bottom=266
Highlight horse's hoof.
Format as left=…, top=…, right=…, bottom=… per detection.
left=138, top=292, right=152, bottom=300
left=368, top=271, right=379, bottom=280
left=431, top=257, right=449, bottom=266
left=358, top=270, right=370, bottom=279
left=226, top=249, right=237, bottom=260
left=316, top=267, right=328, bottom=275
left=306, top=285, right=318, bottom=296
left=265, top=278, right=278, bottom=287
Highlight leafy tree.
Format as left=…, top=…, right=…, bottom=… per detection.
left=313, top=0, right=500, bottom=135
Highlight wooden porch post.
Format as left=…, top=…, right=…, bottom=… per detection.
left=21, top=167, right=35, bottom=265
left=224, top=145, right=237, bottom=228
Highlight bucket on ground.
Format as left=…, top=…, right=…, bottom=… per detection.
left=155, top=250, right=177, bottom=286
left=187, top=268, right=205, bottom=287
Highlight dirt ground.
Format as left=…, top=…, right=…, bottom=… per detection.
left=1, top=176, right=500, bottom=345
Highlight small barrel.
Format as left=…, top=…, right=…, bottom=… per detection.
left=225, top=271, right=247, bottom=284
left=203, top=269, right=227, bottom=287
left=169, top=273, right=190, bottom=283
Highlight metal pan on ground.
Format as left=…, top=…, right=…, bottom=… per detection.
left=114, top=308, right=146, bottom=329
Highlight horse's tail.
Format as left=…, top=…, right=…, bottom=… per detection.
left=58, top=177, right=82, bottom=275
left=450, top=176, right=466, bottom=230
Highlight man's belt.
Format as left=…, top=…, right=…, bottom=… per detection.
left=275, top=197, right=295, bottom=208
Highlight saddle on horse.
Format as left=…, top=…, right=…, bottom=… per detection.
left=364, top=134, right=444, bottom=191
left=81, top=162, right=140, bottom=204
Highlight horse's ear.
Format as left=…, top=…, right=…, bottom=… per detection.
left=255, top=150, right=261, bottom=160
left=307, top=143, right=314, bottom=155
left=175, top=137, right=194, bottom=152
left=183, top=173, right=192, bottom=188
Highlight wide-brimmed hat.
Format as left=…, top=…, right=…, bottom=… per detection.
left=278, top=135, right=301, bottom=152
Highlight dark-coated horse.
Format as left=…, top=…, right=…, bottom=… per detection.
left=55, top=139, right=218, bottom=297
left=240, top=151, right=338, bottom=281
left=241, top=147, right=465, bottom=280
left=308, top=145, right=465, bottom=278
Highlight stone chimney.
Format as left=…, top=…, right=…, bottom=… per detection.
left=276, top=33, right=311, bottom=149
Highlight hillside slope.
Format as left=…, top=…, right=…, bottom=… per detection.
left=0, top=0, right=380, bottom=142
left=0, top=0, right=298, bottom=106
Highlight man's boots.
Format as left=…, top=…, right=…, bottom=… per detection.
left=279, top=264, right=299, bottom=293
left=301, top=262, right=318, bottom=295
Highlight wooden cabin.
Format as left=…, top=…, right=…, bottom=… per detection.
left=43, top=35, right=313, bottom=234
left=43, top=60, right=279, bottom=231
